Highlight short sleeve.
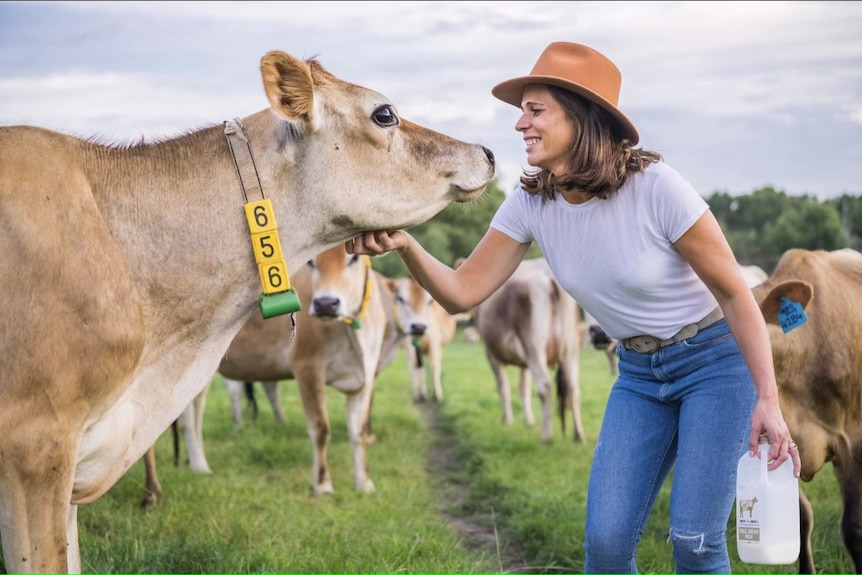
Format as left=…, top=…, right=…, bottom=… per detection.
left=490, top=187, right=535, bottom=244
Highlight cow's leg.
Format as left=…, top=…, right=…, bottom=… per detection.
left=345, top=380, right=375, bottom=492
left=295, top=372, right=333, bottom=495
left=797, top=487, right=815, bottom=574
left=0, top=437, right=77, bottom=573
left=517, top=368, right=535, bottom=427
left=180, top=384, right=212, bottom=474
left=261, top=380, right=286, bottom=422
left=430, top=341, right=444, bottom=402
left=530, top=365, right=554, bottom=442
left=364, top=392, right=376, bottom=445
left=835, top=459, right=862, bottom=573
left=521, top=339, right=553, bottom=441
left=66, top=504, right=80, bottom=573
left=485, top=351, right=514, bottom=426
left=224, top=378, right=245, bottom=426
left=141, top=445, right=163, bottom=510
left=561, top=348, right=586, bottom=443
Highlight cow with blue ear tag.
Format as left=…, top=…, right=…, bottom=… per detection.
left=751, top=247, right=862, bottom=573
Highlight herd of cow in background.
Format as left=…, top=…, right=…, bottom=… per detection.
left=7, top=46, right=860, bottom=574
left=137, top=244, right=862, bottom=574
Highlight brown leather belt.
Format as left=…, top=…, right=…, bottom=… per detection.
left=621, top=307, right=725, bottom=354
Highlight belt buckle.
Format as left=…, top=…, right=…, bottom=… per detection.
left=628, top=335, right=660, bottom=354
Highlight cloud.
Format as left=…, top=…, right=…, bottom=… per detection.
left=1, top=0, right=861, bottom=198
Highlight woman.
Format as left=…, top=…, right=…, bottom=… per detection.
left=347, top=41, right=800, bottom=573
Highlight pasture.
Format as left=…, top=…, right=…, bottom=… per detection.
left=3, top=334, right=851, bottom=573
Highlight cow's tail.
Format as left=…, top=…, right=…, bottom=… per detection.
left=171, top=419, right=180, bottom=467
left=555, top=365, right=569, bottom=437
left=244, top=381, right=259, bottom=420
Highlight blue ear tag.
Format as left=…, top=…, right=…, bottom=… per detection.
left=777, top=296, right=807, bottom=333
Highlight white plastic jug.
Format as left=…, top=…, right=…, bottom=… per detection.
left=736, top=435, right=800, bottom=564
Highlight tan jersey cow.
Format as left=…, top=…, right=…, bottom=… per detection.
left=224, top=263, right=399, bottom=430
left=751, top=248, right=862, bottom=573
left=218, top=246, right=400, bottom=495
left=0, top=50, right=493, bottom=573
left=387, top=275, right=459, bottom=403
left=475, top=257, right=586, bottom=443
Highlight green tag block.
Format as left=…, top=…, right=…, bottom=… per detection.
left=259, top=288, right=302, bottom=319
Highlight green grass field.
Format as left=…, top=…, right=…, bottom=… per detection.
left=3, top=333, right=853, bottom=573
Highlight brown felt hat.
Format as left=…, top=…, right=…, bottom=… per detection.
left=492, top=41, right=639, bottom=144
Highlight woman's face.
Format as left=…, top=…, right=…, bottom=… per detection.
left=515, top=84, right=577, bottom=175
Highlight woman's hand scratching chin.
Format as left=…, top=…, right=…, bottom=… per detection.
left=346, top=230, right=406, bottom=256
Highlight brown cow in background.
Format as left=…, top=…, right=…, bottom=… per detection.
left=752, top=248, right=862, bottom=573
left=388, top=276, right=459, bottom=403
left=476, top=257, right=586, bottom=443
left=218, top=246, right=400, bottom=495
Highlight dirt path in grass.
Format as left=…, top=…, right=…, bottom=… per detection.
left=421, top=402, right=532, bottom=574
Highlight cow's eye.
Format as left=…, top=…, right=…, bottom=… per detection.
left=306, top=259, right=315, bottom=270
left=348, top=254, right=360, bottom=265
left=372, top=105, right=398, bottom=127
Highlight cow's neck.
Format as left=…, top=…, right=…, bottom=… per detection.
left=72, top=112, right=333, bottom=499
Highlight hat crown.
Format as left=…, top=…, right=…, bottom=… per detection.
left=490, top=41, right=639, bottom=144
left=529, top=42, right=621, bottom=107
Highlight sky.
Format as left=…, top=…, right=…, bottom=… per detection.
left=1, top=0, right=861, bottom=200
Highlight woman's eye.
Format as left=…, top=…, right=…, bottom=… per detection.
left=372, top=105, right=399, bottom=127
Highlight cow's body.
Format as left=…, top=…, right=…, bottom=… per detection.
left=475, top=257, right=585, bottom=443
left=388, top=276, right=458, bottom=402
left=0, top=50, right=493, bottom=573
left=219, top=246, right=400, bottom=494
left=751, top=248, right=862, bottom=573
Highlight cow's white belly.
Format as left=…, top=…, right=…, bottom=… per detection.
left=71, top=331, right=237, bottom=504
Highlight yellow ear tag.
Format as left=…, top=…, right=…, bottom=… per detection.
left=243, top=199, right=301, bottom=318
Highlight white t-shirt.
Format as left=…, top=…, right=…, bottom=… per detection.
left=490, top=161, right=718, bottom=340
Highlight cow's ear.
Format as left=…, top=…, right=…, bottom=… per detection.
left=260, top=51, right=317, bottom=133
left=760, top=280, right=814, bottom=325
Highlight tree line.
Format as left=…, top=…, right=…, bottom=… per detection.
left=372, top=181, right=862, bottom=278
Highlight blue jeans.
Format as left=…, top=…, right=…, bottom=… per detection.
left=584, top=319, right=756, bottom=574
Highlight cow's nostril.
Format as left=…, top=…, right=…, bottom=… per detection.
left=483, top=146, right=495, bottom=167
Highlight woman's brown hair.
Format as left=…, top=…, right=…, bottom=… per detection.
left=520, top=86, right=662, bottom=201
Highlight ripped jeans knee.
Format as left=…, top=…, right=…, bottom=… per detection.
left=668, top=527, right=730, bottom=574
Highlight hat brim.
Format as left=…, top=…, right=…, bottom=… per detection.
left=492, top=75, right=640, bottom=145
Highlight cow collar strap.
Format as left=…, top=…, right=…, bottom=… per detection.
left=342, top=255, right=373, bottom=330
left=224, top=118, right=302, bottom=320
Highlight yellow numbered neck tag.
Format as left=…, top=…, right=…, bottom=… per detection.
left=243, top=199, right=301, bottom=318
